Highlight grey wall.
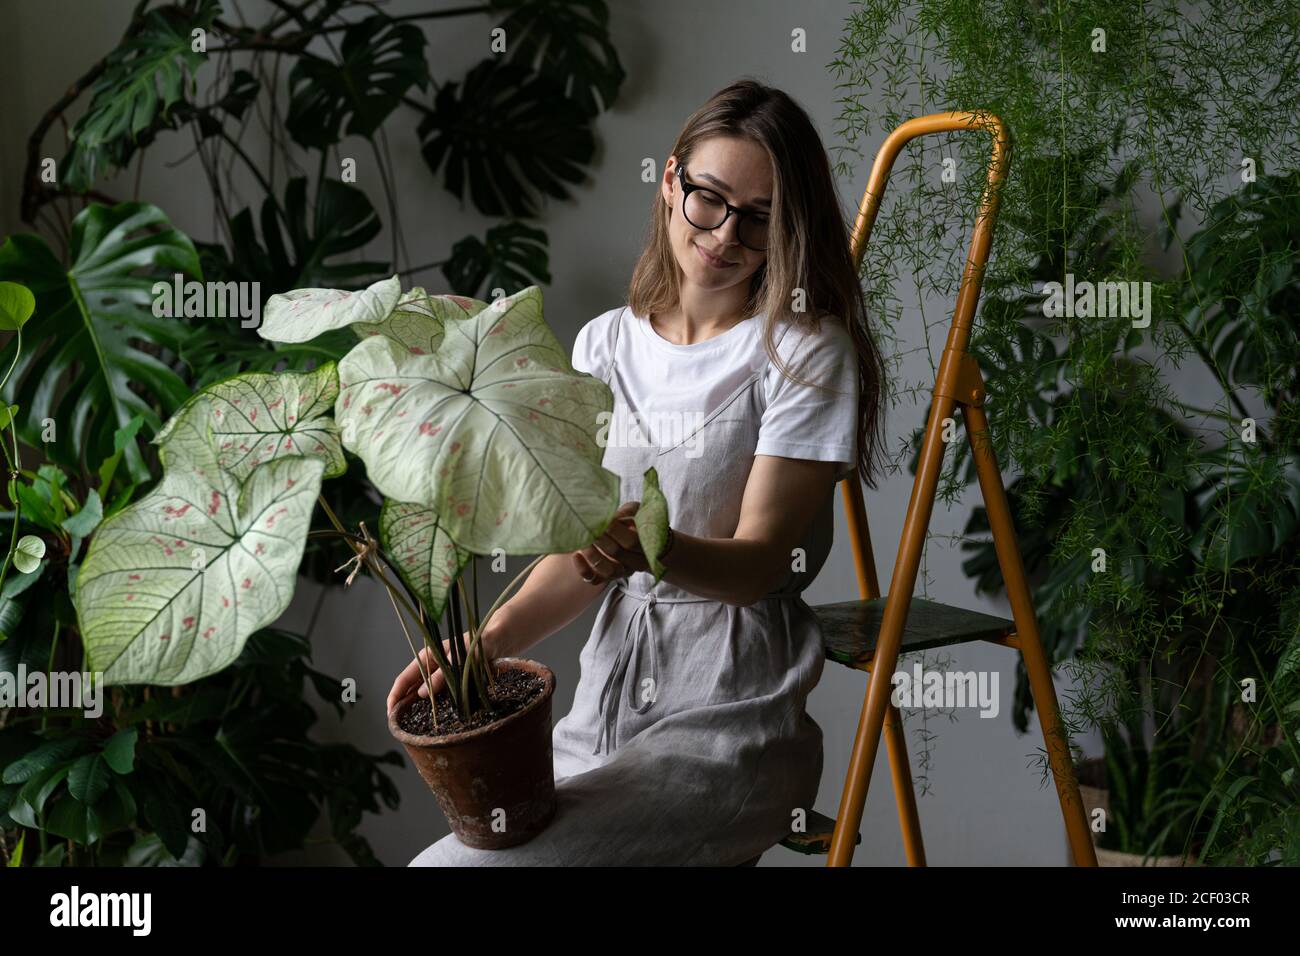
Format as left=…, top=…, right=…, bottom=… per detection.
left=1, top=0, right=1125, bottom=866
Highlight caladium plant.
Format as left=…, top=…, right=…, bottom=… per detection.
left=74, top=278, right=670, bottom=728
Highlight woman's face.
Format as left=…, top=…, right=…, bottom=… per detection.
left=661, top=136, right=771, bottom=297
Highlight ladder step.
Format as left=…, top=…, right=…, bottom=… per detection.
left=780, top=809, right=861, bottom=855
left=812, top=596, right=1016, bottom=669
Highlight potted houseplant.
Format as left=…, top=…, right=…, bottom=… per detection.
left=71, top=278, right=671, bottom=849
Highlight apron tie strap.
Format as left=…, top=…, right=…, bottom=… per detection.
left=593, top=590, right=659, bottom=755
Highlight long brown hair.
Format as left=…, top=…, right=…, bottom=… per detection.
left=626, top=78, right=888, bottom=490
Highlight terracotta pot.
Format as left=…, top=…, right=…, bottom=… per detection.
left=388, top=657, right=557, bottom=850
left=1071, top=757, right=1198, bottom=867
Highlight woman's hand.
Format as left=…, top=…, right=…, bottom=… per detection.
left=387, top=632, right=479, bottom=718
left=572, top=501, right=649, bottom=586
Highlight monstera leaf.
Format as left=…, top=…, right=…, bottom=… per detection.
left=76, top=397, right=326, bottom=685
left=205, top=178, right=391, bottom=296
left=0, top=202, right=201, bottom=482
left=261, top=274, right=402, bottom=343
left=61, top=0, right=219, bottom=191
left=155, top=363, right=346, bottom=481
left=352, top=287, right=488, bottom=355
left=379, top=501, right=472, bottom=620
left=442, top=221, right=552, bottom=300
left=336, top=285, right=619, bottom=554
left=286, top=14, right=429, bottom=149
left=418, top=59, right=594, bottom=219
left=490, top=0, right=626, bottom=117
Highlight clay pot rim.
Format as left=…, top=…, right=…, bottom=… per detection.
left=387, top=657, right=555, bottom=749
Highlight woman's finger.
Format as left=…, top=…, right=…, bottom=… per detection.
left=388, top=643, right=449, bottom=715
left=589, top=538, right=629, bottom=577
left=575, top=548, right=618, bottom=584
left=388, top=651, right=427, bottom=715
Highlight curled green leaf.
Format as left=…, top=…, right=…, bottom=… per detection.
left=636, top=466, right=670, bottom=583
left=13, top=535, right=45, bottom=574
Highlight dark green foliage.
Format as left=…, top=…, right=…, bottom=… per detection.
left=835, top=0, right=1300, bottom=863
left=5, top=0, right=625, bottom=865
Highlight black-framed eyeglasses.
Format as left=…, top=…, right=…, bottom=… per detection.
left=675, top=165, right=770, bottom=252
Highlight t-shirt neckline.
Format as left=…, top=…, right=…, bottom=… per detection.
left=630, top=307, right=758, bottom=354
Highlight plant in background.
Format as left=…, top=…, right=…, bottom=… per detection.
left=0, top=415, right=401, bottom=867
left=0, top=209, right=401, bottom=867
left=21, top=0, right=623, bottom=314
left=0, top=282, right=48, bottom=600
left=2, top=0, right=627, bottom=863
left=832, top=0, right=1300, bottom=861
left=15, top=0, right=625, bottom=575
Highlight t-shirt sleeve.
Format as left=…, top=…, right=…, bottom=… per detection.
left=755, top=317, right=860, bottom=482
left=571, top=310, right=615, bottom=381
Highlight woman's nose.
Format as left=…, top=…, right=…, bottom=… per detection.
left=711, top=215, right=742, bottom=247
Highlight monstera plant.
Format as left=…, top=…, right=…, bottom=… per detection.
left=72, top=279, right=669, bottom=728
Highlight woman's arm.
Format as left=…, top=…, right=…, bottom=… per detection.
left=500, top=456, right=837, bottom=644
left=484, top=549, right=613, bottom=658
left=656, top=455, right=840, bottom=606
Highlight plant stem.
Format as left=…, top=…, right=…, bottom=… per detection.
left=0, top=422, right=22, bottom=597
left=456, top=573, right=493, bottom=710
left=381, top=578, right=439, bottom=731
left=0, top=329, right=22, bottom=393
left=459, top=555, right=544, bottom=709
left=315, top=495, right=458, bottom=712
left=39, top=621, right=60, bottom=733
left=364, top=551, right=458, bottom=711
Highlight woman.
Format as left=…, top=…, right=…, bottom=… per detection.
left=389, top=78, right=887, bottom=866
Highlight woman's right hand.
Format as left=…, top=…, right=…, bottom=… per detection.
left=387, top=633, right=478, bottom=718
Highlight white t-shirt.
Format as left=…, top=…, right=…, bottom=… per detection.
left=572, top=306, right=859, bottom=481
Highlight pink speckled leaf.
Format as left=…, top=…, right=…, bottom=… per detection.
left=260, top=274, right=401, bottom=343
left=76, top=449, right=325, bottom=686
left=337, top=285, right=620, bottom=554
left=351, top=286, right=488, bottom=356
left=154, top=363, right=344, bottom=480
left=379, top=500, right=471, bottom=619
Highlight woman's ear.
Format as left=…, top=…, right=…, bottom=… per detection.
left=662, top=156, right=678, bottom=209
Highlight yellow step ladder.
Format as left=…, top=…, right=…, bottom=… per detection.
left=782, top=111, right=1098, bottom=867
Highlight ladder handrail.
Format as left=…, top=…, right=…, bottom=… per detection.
left=826, top=111, right=1016, bottom=868
left=839, top=110, right=1012, bottom=602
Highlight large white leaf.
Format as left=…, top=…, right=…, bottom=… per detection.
left=77, top=446, right=326, bottom=686
left=352, top=287, right=488, bottom=355
left=336, top=285, right=619, bottom=554
left=155, top=363, right=345, bottom=480
left=379, top=500, right=472, bottom=619
left=259, top=274, right=402, bottom=343
left=79, top=400, right=324, bottom=685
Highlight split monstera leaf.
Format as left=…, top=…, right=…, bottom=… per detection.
left=75, top=278, right=670, bottom=687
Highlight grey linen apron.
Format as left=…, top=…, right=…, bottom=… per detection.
left=409, top=307, right=832, bottom=866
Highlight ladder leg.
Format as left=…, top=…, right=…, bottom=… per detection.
left=827, top=388, right=952, bottom=866
left=884, top=699, right=927, bottom=865
left=842, top=476, right=925, bottom=863
left=962, top=402, right=1098, bottom=867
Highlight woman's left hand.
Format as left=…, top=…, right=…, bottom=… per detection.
left=573, top=501, right=649, bottom=585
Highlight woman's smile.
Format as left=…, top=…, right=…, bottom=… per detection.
left=694, top=242, right=737, bottom=269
